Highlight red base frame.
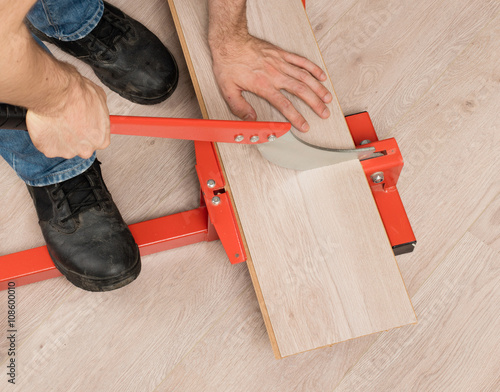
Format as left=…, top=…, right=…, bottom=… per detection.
left=0, top=112, right=415, bottom=290
left=347, top=112, right=416, bottom=255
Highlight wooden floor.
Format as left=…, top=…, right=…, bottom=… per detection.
left=0, top=0, right=498, bottom=390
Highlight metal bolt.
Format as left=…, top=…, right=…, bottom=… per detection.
left=360, top=139, right=372, bottom=145
left=234, top=135, right=244, bottom=142
left=211, top=196, right=221, bottom=206
left=250, top=135, right=260, bottom=143
left=371, top=171, right=385, bottom=184
left=235, top=253, right=240, bottom=258
left=267, top=134, right=277, bottom=142
left=207, top=179, right=216, bottom=188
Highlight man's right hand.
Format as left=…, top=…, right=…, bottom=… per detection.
left=26, top=73, right=110, bottom=160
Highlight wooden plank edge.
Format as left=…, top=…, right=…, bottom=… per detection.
left=167, top=0, right=283, bottom=359
left=280, top=317, right=418, bottom=359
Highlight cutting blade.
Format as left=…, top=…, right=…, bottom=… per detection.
left=256, top=131, right=375, bottom=171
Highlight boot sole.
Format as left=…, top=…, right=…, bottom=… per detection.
left=49, top=246, right=141, bottom=292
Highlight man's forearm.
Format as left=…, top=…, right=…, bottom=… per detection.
left=0, top=0, right=79, bottom=113
left=207, top=0, right=249, bottom=51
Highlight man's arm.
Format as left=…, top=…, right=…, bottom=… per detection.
left=207, top=0, right=332, bottom=132
left=0, top=0, right=109, bottom=159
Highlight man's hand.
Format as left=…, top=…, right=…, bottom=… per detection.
left=211, top=34, right=332, bottom=132
left=0, top=1, right=110, bottom=160
left=207, top=0, right=332, bottom=132
left=26, top=73, right=110, bottom=159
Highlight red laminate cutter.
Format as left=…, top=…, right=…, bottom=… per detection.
left=0, top=111, right=415, bottom=290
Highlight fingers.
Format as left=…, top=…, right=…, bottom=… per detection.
left=282, top=62, right=332, bottom=104
left=76, top=141, right=95, bottom=159
left=265, top=90, right=310, bottom=132
left=258, top=63, right=332, bottom=132
left=281, top=76, right=330, bottom=122
left=283, top=51, right=327, bottom=82
left=222, top=85, right=257, bottom=121
left=25, top=76, right=111, bottom=159
left=256, top=47, right=333, bottom=131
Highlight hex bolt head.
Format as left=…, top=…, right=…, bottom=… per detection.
left=267, top=134, right=277, bottom=142
left=250, top=135, right=260, bottom=143
left=211, top=196, right=221, bottom=206
left=234, top=135, right=244, bottom=142
left=371, top=171, right=385, bottom=184
left=207, top=179, right=216, bottom=188
left=360, top=139, right=372, bottom=145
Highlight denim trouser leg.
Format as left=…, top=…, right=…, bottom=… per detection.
left=27, top=0, right=104, bottom=41
left=0, top=0, right=104, bottom=187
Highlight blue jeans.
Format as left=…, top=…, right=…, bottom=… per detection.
left=0, top=0, right=104, bottom=186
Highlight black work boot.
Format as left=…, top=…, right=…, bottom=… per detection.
left=27, top=160, right=141, bottom=292
left=27, top=2, right=178, bottom=105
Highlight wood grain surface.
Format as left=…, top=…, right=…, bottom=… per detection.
left=168, top=0, right=416, bottom=358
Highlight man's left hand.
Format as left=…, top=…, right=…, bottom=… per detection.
left=210, top=34, right=332, bottom=133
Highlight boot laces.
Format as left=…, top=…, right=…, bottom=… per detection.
left=88, top=10, right=133, bottom=54
left=55, top=175, right=110, bottom=223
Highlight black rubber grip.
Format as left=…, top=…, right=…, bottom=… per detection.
left=0, top=104, right=28, bottom=131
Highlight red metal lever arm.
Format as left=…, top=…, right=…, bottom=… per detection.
left=109, top=116, right=291, bottom=144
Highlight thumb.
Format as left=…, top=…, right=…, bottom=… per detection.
left=223, top=87, right=257, bottom=121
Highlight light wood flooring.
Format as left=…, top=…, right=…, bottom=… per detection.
left=0, top=0, right=499, bottom=390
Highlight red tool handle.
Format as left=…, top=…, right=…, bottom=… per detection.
left=0, top=103, right=290, bottom=144
left=109, top=115, right=290, bottom=144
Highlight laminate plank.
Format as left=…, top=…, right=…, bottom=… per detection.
left=334, top=232, right=500, bottom=392
left=168, top=0, right=416, bottom=358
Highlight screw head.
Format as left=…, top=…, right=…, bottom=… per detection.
left=211, top=196, right=221, bottom=206
left=267, top=134, right=277, bottom=142
left=207, top=179, right=216, bottom=188
left=371, top=171, right=385, bottom=184
left=234, top=135, right=244, bottom=142
left=360, top=139, right=372, bottom=145
left=250, top=135, right=260, bottom=143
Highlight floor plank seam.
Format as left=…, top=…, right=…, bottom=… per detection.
left=151, top=282, right=253, bottom=392
left=331, top=333, right=383, bottom=392
left=464, top=191, right=500, bottom=236
left=468, top=231, right=500, bottom=255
